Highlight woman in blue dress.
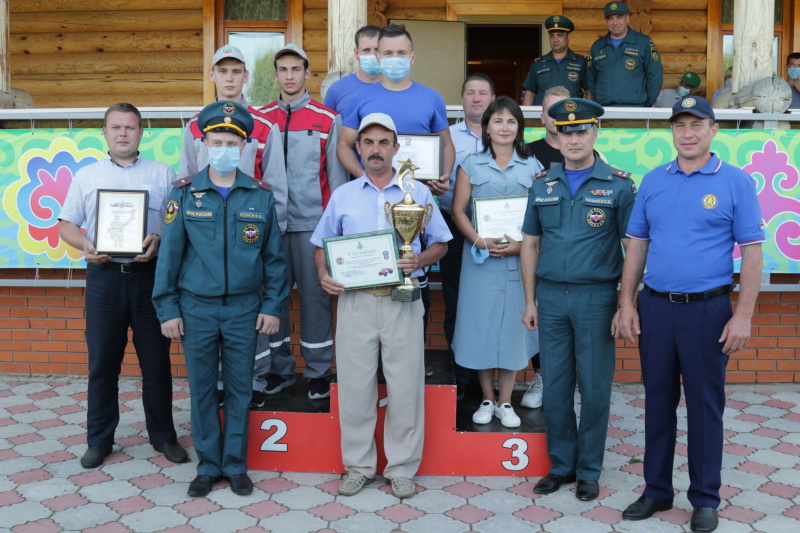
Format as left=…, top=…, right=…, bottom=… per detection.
left=451, top=96, right=541, bottom=428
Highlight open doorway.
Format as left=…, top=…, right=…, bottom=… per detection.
left=467, top=25, right=541, bottom=102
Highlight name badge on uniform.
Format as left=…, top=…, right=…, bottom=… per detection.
left=185, top=210, right=215, bottom=220
left=237, top=211, right=265, bottom=221
left=535, top=196, right=561, bottom=204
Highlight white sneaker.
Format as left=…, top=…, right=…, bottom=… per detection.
left=494, top=403, right=521, bottom=428
left=338, top=472, right=373, bottom=496
left=472, top=400, right=495, bottom=424
left=390, top=476, right=416, bottom=498
left=520, top=373, right=543, bottom=409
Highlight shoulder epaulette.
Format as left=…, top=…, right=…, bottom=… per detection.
left=531, top=56, right=542, bottom=63
left=534, top=169, right=551, bottom=179
left=172, top=174, right=196, bottom=188
left=254, top=179, right=271, bottom=191
left=611, top=168, right=632, bottom=179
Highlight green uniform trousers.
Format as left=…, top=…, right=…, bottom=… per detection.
left=537, top=280, right=617, bottom=480
left=181, top=291, right=260, bottom=477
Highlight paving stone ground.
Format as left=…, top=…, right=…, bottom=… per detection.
left=0, top=378, right=798, bottom=533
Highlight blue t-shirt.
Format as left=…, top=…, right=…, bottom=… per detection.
left=610, top=37, right=624, bottom=48
left=323, top=73, right=373, bottom=116
left=564, top=167, right=592, bottom=198
left=215, top=185, right=232, bottom=201
left=626, top=154, right=765, bottom=292
left=343, top=81, right=449, bottom=134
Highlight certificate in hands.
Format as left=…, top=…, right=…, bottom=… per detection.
left=473, top=195, right=529, bottom=243
left=95, top=189, right=149, bottom=256
left=323, top=230, right=402, bottom=289
left=391, top=133, right=444, bottom=181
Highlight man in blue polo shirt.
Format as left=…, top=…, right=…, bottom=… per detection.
left=617, top=97, right=764, bottom=533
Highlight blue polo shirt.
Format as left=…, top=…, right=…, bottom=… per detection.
left=626, top=154, right=765, bottom=293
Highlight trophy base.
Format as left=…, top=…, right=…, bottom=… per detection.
left=392, top=286, right=420, bottom=302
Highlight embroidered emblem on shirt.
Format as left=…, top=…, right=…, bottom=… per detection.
left=545, top=180, right=558, bottom=186
left=242, top=223, right=260, bottom=243
left=195, top=200, right=202, bottom=207
left=164, top=200, right=179, bottom=224
left=651, top=49, right=659, bottom=61
left=568, top=71, right=578, bottom=81
left=590, top=189, right=613, bottom=196
left=547, top=187, right=553, bottom=194
left=193, top=192, right=206, bottom=198
left=631, top=183, right=638, bottom=194
left=701, top=194, right=718, bottom=209
left=625, top=58, right=636, bottom=70
left=587, top=208, right=606, bottom=227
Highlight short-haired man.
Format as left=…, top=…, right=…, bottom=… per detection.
left=786, top=52, right=800, bottom=109
left=618, top=97, right=764, bottom=533
left=588, top=2, right=663, bottom=107
left=441, top=73, right=494, bottom=397
left=520, top=98, right=636, bottom=501
left=653, top=71, right=701, bottom=108
left=59, top=103, right=188, bottom=469
left=312, top=113, right=451, bottom=498
left=522, top=15, right=589, bottom=106
left=257, top=44, right=347, bottom=401
left=526, top=85, right=570, bottom=170
left=179, top=45, right=285, bottom=183
left=324, top=25, right=383, bottom=116
left=153, top=101, right=289, bottom=498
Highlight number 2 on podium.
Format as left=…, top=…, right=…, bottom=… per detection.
left=260, top=419, right=288, bottom=452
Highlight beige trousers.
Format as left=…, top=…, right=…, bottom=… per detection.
left=335, top=289, right=425, bottom=479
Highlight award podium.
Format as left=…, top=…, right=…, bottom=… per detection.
left=244, top=350, right=549, bottom=476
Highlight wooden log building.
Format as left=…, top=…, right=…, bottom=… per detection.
left=6, top=0, right=800, bottom=108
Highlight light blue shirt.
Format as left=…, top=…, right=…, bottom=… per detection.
left=311, top=171, right=452, bottom=278
left=442, top=120, right=483, bottom=214
left=59, top=155, right=175, bottom=262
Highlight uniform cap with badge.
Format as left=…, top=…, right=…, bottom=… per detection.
left=679, top=71, right=701, bottom=89
left=197, top=100, right=254, bottom=139
left=669, top=96, right=715, bottom=122
left=212, top=45, right=246, bottom=66
left=604, top=1, right=629, bottom=16
left=547, top=98, right=605, bottom=132
left=544, top=15, right=575, bottom=33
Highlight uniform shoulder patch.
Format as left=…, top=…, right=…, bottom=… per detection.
left=611, top=168, right=632, bottom=179
left=172, top=174, right=196, bottom=188
left=534, top=169, right=551, bottom=180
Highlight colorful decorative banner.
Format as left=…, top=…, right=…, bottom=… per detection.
left=0, top=127, right=798, bottom=271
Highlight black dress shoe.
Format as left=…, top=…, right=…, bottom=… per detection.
left=533, top=472, right=577, bottom=494
left=187, top=475, right=221, bottom=497
left=691, top=507, right=718, bottom=532
left=623, top=495, right=673, bottom=520
left=153, top=441, right=189, bottom=463
left=80, top=445, right=113, bottom=469
left=227, top=473, right=254, bottom=496
left=576, top=479, right=599, bottom=501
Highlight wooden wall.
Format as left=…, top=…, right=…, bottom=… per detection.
left=8, top=0, right=204, bottom=108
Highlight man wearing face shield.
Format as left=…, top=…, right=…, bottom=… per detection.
left=153, top=100, right=289, bottom=499
left=653, top=72, right=701, bottom=108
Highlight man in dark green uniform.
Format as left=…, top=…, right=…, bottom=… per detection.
left=153, top=101, right=289, bottom=498
left=520, top=98, right=636, bottom=501
left=588, top=2, right=663, bottom=107
left=522, top=15, right=590, bottom=106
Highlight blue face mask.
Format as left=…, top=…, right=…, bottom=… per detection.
left=380, top=57, right=411, bottom=82
left=208, top=146, right=240, bottom=176
left=470, top=240, right=490, bottom=264
left=789, top=67, right=800, bottom=80
left=676, top=86, right=691, bottom=97
left=725, top=77, right=732, bottom=88
left=359, top=54, right=381, bottom=76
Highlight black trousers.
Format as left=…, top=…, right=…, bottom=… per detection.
left=85, top=261, right=176, bottom=447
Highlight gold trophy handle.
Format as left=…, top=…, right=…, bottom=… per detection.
left=421, top=203, right=433, bottom=231
left=384, top=201, right=392, bottom=226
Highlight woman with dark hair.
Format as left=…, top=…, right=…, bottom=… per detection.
left=451, top=96, right=541, bottom=428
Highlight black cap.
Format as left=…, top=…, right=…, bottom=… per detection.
left=669, top=96, right=715, bottom=122
left=547, top=98, right=605, bottom=132
left=198, top=100, right=254, bottom=139
left=544, top=15, right=574, bottom=33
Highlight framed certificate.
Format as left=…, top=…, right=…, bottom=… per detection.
left=392, top=133, right=444, bottom=181
left=473, top=195, right=529, bottom=243
left=323, top=230, right=403, bottom=289
left=94, top=189, right=149, bottom=256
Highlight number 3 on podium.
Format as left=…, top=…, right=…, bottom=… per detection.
left=502, top=438, right=529, bottom=471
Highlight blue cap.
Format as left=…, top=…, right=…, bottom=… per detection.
left=545, top=15, right=574, bottom=33
left=197, top=100, right=254, bottom=139
left=604, top=2, right=629, bottom=16
left=547, top=98, right=605, bottom=132
left=669, top=96, right=715, bottom=122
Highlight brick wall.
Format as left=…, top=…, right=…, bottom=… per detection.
left=1, top=269, right=798, bottom=383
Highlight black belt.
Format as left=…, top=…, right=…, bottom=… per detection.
left=93, top=260, right=156, bottom=274
left=644, top=283, right=732, bottom=304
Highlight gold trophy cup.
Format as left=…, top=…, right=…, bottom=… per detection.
left=384, top=159, right=434, bottom=302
